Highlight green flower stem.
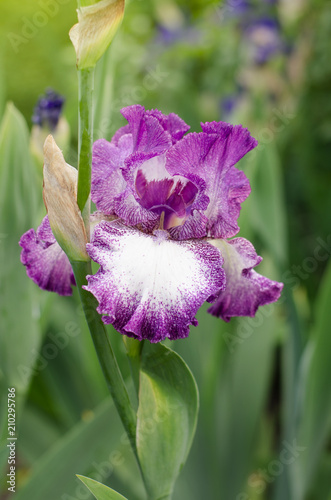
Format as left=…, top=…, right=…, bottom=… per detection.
left=74, top=34, right=151, bottom=497
left=77, top=67, right=94, bottom=234
left=71, top=260, right=138, bottom=456
left=75, top=62, right=137, bottom=455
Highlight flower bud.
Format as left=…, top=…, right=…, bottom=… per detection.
left=69, top=0, right=125, bottom=70
left=43, top=135, right=89, bottom=262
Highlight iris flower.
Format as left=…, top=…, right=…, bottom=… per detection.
left=20, top=105, right=283, bottom=342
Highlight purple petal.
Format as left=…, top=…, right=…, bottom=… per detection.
left=146, top=109, right=190, bottom=143
left=114, top=188, right=159, bottom=228
left=166, top=125, right=257, bottom=238
left=121, top=105, right=172, bottom=155
left=92, top=106, right=183, bottom=222
left=117, top=153, right=209, bottom=233
left=19, top=216, right=75, bottom=296
left=91, top=135, right=133, bottom=215
left=210, top=166, right=251, bottom=238
left=208, top=238, right=283, bottom=321
left=168, top=210, right=209, bottom=240
left=200, top=121, right=258, bottom=169
left=111, top=106, right=189, bottom=147
left=111, top=124, right=131, bottom=146
left=84, top=221, right=225, bottom=342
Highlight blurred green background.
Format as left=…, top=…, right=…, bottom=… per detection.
left=1, top=0, right=331, bottom=499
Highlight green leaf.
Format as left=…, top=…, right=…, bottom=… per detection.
left=14, top=397, right=141, bottom=500
left=94, top=46, right=115, bottom=143
left=77, top=475, right=128, bottom=500
left=217, top=314, right=279, bottom=498
left=0, top=103, right=42, bottom=439
left=290, top=257, right=331, bottom=500
left=136, top=342, right=199, bottom=500
left=250, top=144, right=288, bottom=267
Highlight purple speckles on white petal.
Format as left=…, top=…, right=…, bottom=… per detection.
left=19, top=216, right=75, bottom=296
left=84, top=221, right=225, bottom=342
left=208, top=238, right=283, bottom=321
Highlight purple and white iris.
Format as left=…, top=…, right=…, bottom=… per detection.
left=20, top=105, right=283, bottom=342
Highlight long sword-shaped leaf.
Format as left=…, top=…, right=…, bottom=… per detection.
left=77, top=475, right=128, bottom=500
left=136, top=342, right=199, bottom=500
left=0, top=103, right=42, bottom=439
left=289, top=257, right=331, bottom=500
left=15, top=396, right=143, bottom=500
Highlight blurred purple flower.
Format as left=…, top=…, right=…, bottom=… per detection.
left=220, top=85, right=247, bottom=119
left=32, top=89, right=65, bottom=130
left=243, top=17, right=284, bottom=64
left=155, top=13, right=201, bottom=48
left=221, top=96, right=238, bottom=117
left=228, top=0, right=252, bottom=17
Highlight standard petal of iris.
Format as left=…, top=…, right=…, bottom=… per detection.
left=115, top=105, right=189, bottom=150
left=208, top=238, right=283, bottom=321
left=91, top=105, right=185, bottom=218
left=121, top=105, right=172, bottom=156
left=166, top=123, right=257, bottom=238
left=146, top=108, right=190, bottom=143
left=91, top=134, right=133, bottom=214
left=19, top=216, right=75, bottom=296
left=84, top=221, right=225, bottom=342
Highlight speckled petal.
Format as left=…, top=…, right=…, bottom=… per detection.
left=121, top=105, right=172, bottom=155
left=166, top=124, right=257, bottom=238
left=208, top=238, right=283, bottom=321
left=91, top=134, right=132, bottom=214
left=146, top=108, right=190, bottom=143
left=84, top=221, right=225, bottom=342
left=92, top=105, right=180, bottom=221
left=168, top=209, right=208, bottom=240
left=121, top=154, right=209, bottom=234
left=19, top=216, right=75, bottom=296
left=114, top=188, right=159, bottom=228
left=111, top=106, right=189, bottom=147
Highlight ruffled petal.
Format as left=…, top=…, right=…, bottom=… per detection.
left=168, top=209, right=208, bottom=240
left=117, top=154, right=209, bottom=232
left=166, top=124, right=257, bottom=238
left=92, top=105, right=182, bottom=221
left=112, top=106, right=189, bottom=147
left=200, top=121, right=258, bottom=168
left=146, top=109, right=190, bottom=143
left=111, top=123, right=131, bottom=146
left=114, top=188, right=159, bottom=228
left=84, top=221, right=225, bottom=342
left=208, top=238, right=283, bottom=321
left=91, top=134, right=132, bottom=214
left=121, top=105, right=172, bottom=155
left=211, top=166, right=251, bottom=238
left=19, top=216, right=75, bottom=296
